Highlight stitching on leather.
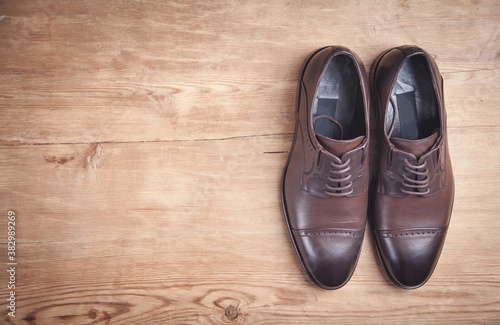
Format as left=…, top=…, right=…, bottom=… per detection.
left=381, top=229, right=444, bottom=238
left=295, top=230, right=362, bottom=237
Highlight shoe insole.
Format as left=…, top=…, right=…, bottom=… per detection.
left=397, top=91, right=419, bottom=140
left=311, top=54, right=365, bottom=140
left=386, top=55, right=440, bottom=140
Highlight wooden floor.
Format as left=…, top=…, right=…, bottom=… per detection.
left=1, top=0, right=499, bottom=323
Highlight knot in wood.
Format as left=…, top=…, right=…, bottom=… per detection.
left=224, top=305, right=238, bottom=320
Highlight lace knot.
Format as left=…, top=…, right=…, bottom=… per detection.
left=324, top=158, right=353, bottom=196
left=401, top=159, right=430, bottom=195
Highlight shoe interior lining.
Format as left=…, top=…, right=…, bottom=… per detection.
left=312, top=55, right=365, bottom=140
left=386, top=55, right=440, bottom=140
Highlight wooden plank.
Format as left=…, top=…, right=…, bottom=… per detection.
left=0, top=1, right=499, bottom=144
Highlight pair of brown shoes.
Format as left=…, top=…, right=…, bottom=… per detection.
left=281, top=46, right=454, bottom=289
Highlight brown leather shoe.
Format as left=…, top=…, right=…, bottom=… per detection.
left=370, top=45, right=454, bottom=289
left=282, top=46, right=370, bottom=289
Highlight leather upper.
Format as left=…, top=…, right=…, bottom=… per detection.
left=282, top=46, right=370, bottom=289
left=371, top=45, right=454, bottom=288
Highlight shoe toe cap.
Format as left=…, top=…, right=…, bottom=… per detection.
left=293, top=229, right=364, bottom=289
left=376, top=228, right=447, bottom=288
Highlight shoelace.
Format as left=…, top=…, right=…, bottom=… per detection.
left=387, top=98, right=398, bottom=138
left=401, top=159, right=430, bottom=195
left=313, top=115, right=343, bottom=139
left=324, top=159, right=353, bottom=196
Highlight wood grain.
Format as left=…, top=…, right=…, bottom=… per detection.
left=0, top=0, right=499, bottom=323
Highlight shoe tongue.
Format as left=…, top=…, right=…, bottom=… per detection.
left=391, top=132, right=439, bottom=158
left=316, top=134, right=364, bottom=157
